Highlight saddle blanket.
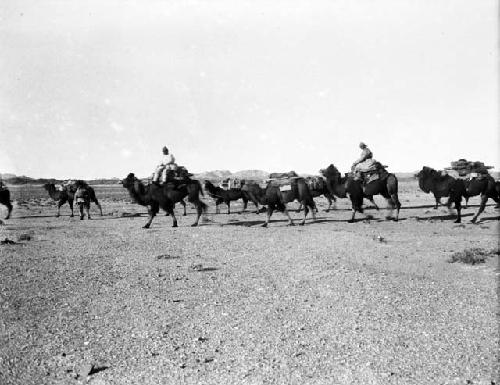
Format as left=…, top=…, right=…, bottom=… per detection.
left=279, top=184, right=292, bottom=192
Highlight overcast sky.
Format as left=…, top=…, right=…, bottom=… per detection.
left=0, top=0, right=497, bottom=179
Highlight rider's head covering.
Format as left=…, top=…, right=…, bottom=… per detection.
left=162, top=146, right=169, bottom=154
left=359, top=142, right=367, bottom=148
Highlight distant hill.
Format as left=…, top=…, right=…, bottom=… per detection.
left=1, top=170, right=498, bottom=185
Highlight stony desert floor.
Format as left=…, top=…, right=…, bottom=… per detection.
left=0, top=181, right=498, bottom=385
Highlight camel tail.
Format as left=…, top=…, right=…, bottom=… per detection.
left=198, top=180, right=205, bottom=197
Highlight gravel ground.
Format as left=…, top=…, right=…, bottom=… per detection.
left=0, top=181, right=499, bottom=384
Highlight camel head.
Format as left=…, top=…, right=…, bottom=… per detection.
left=122, top=173, right=137, bottom=188
left=322, top=164, right=340, bottom=178
left=416, top=166, right=438, bottom=180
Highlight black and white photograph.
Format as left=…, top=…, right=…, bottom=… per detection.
left=0, top=1, right=498, bottom=384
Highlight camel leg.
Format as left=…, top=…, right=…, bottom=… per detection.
left=299, top=204, right=308, bottom=226
left=227, top=201, right=231, bottom=215
left=325, top=196, right=332, bottom=212
left=262, top=205, right=274, bottom=227
left=215, top=198, right=222, bottom=214
left=144, top=205, right=159, bottom=229
left=283, top=206, right=294, bottom=226
left=471, top=195, right=488, bottom=223
left=86, top=203, right=91, bottom=220
left=191, top=202, right=204, bottom=227
left=181, top=200, right=187, bottom=216
left=366, top=196, right=379, bottom=210
left=168, top=209, right=178, bottom=227
left=434, top=195, right=441, bottom=209
left=253, top=201, right=260, bottom=214
left=392, top=194, right=401, bottom=221
left=79, top=203, right=84, bottom=220
left=348, top=208, right=357, bottom=223
left=241, top=197, right=248, bottom=214
left=454, top=199, right=462, bottom=223
left=296, top=202, right=302, bottom=213
left=93, top=198, right=103, bottom=216
left=57, top=198, right=65, bottom=218
left=5, top=202, right=12, bottom=220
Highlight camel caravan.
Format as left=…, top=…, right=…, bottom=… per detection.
left=0, top=146, right=499, bottom=227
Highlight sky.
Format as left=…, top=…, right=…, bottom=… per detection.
left=0, top=0, right=498, bottom=179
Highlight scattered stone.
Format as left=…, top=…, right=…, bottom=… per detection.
left=1, top=238, right=17, bottom=245
left=190, top=263, right=204, bottom=271
left=372, top=235, right=386, bottom=243
left=77, top=363, right=93, bottom=378
left=18, top=233, right=31, bottom=241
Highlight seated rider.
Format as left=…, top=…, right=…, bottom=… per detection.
left=352, top=142, right=377, bottom=173
left=153, top=146, right=177, bottom=183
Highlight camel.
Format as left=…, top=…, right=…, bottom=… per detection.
left=415, top=166, right=465, bottom=223
left=0, top=186, right=13, bottom=220
left=297, top=176, right=336, bottom=213
left=242, top=177, right=316, bottom=227
left=43, top=183, right=76, bottom=217
left=464, top=175, right=500, bottom=223
left=204, top=180, right=260, bottom=214
left=320, top=165, right=382, bottom=215
left=73, top=180, right=103, bottom=220
left=122, top=173, right=207, bottom=228
left=321, top=164, right=400, bottom=222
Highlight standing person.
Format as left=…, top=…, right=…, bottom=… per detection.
left=352, top=142, right=376, bottom=173
left=153, top=146, right=177, bottom=183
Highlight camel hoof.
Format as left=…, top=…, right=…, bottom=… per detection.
left=287, top=223, right=295, bottom=227
left=454, top=219, right=461, bottom=224
left=261, top=223, right=268, bottom=228
left=191, top=223, right=198, bottom=227
left=348, top=219, right=355, bottom=223
left=385, top=216, right=393, bottom=220
left=172, top=223, right=178, bottom=228
left=470, top=218, right=477, bottom=224
left=143, top=224, right=150, bottom=229
left=80, top=217, right=84, bottom=220
left=299, top=222, right=305, bottom=226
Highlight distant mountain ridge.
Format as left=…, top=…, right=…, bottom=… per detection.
left=1, top=170, right=499, bottom=185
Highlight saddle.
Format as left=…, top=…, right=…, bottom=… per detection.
left=219, top=178, right=242, bottom=190
left=352, top=162, right=389, bottom=184
left=161, top=166, right=193, bottom=183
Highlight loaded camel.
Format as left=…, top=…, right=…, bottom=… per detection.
left=415, top=166, right=466, bottom=223
left=73, top=180, right=103, bottom=220
left=43, top=182, right=102, bottom=218
left=204, top=180, right=260, bottom=214
left=297, top=176, right=336, bottom=213
left=43, top=182, right=76, bottom=217
left=0, top=185, right=13, bottom=221
left=122, top=173, right=207, bottom=228
left=321, top=164, right=401, bottom=222
left=242, top=176, right=316, bottom=227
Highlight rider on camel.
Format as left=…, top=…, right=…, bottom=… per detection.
left=153, top=146, right=177, bottom=183
left=352, top=142, right=376, bottom=173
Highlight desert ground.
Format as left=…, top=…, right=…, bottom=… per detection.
left=0, top=179, right=498, bottom=385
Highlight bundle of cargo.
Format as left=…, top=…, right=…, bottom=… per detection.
left=446, top=159, right=493, bottom=177
left=265, top=171, right=300, bottom=190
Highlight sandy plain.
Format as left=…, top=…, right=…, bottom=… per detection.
left=0, top=180, right=498, bottom=385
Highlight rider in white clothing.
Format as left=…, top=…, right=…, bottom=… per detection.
left=153, top=146, right=177, bottom=183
